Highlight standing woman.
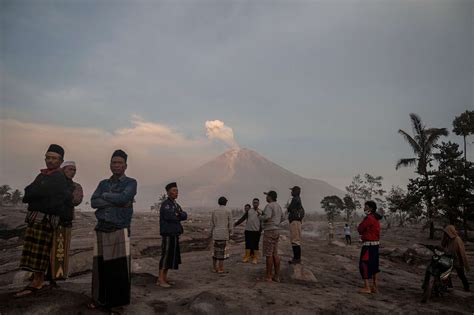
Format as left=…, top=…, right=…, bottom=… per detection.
left=158, top=182, right=187, bottom=288
left=48, top=161, right=83, bottom=285
left=15, top=144, right=72, bottom=297
left=357, top=201, right=382, bottom=294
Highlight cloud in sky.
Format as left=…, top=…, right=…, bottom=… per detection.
left=0, top=117, right=224, bottom=199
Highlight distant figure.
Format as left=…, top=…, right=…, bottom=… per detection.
left=328, top=222, right=335, bottom=243
left=88, top=150, right=137, bottom=312
left=258, top=190, right=286, bottom=283
left=158, top=182, right=188, bottom=288
left=344, top=223, right=352, bottom=245
left=287, top=186, right=305, bottom=264
left=15, top=144, right=72, bottom=298
left=357, top=201, right=382, bottom=294
left=234, top=199, right=263, bottom=264
left=441, top=225, right=470, bottom=291
left=48, top=161, right=84, bottom=285
left=211, top=197, right=233, bottom=273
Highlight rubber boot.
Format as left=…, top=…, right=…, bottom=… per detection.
left=252, top=251, right=259, bottom=264
left=243, top=249, right=251, bottom=263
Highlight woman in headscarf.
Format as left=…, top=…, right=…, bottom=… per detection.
left=442, top=225, right=470, bottom=291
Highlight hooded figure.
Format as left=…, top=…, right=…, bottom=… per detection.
left=441, top=225, right=470, bottom=291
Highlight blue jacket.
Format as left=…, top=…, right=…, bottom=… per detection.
left=91, top=175, right=137, bottom=230
left=160, top=198, right=187, bottom=236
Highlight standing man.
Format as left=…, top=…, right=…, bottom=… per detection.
left=88, top=150, right=137, bottom=312
left=15, top=144, right=72, bottom=297
left=211, top=197, right=233, bottom=273
left=344, top=224, right=352, bottom=245
left=258, top=190, right=285, bottom=283
left=158, top=182, right=187, bottom=288
left=287, top=186, right=304, bottom=264
left=234, top=198, right=263, bottom=264
left=48, top=161, right=84, bottom=285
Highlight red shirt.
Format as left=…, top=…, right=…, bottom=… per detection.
left=357, top=214, right=380, bottom=242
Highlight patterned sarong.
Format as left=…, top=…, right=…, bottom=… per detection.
left=49, top=225, right=72, bottom=280
left=213, top=240, right=230, bottom=260
left=92, top=229, right=131, bottom=308
left=20, top=220, right=53, bottom=273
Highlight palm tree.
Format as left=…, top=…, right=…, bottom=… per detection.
left=396, top=113, right=448, bottom=239
left=453, top=110, right=474, bottom=162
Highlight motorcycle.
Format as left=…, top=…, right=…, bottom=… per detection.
left=420, top=244, right=454, bottom=303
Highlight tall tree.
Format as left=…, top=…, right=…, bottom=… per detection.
left=0, top=185, right=12, bottom=206
left=342, top=195, right=357, bottom=222
left=453, top=110, right=474, bottom=162
left=396, top=113, right=448, bottom=239
left=10, top=189, right=23, bottom=205
left=432, top=142, right=474, bottom=239
left=321, top=195, right=344, bottom=222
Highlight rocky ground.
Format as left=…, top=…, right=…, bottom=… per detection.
left=0, top=206, right=473, bottom=314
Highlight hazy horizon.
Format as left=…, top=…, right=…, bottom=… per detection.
left=1, top=0, right=473, bottom=204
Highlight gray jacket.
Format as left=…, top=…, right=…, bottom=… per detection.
left=259, top=202, right=285, bottom=231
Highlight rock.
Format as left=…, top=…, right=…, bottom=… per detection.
left=189, top=291, right=229, bottom=315
left=132, top=257, right=159, bottom=276
left=68, top=250, right=93, bottom=277
left=289, top=264, right=317, bottom=283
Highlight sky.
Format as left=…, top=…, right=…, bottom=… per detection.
left=1, top=0, right=473, bottom=206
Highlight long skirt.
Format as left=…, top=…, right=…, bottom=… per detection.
left=244, top=230, right=261, bottom=252
left=359, top=245, right=380, bottom=279
left=213, top=240, right=230, bottom=261
left=159, top=235, right=181, bottom=270
left=48, top=225, right=72, bottom=280
left=92, top=229, right=131, bottom=308
left=20, top=221, right=53, bottom=273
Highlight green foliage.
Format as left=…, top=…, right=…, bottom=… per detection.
left=321, top=195, right=344, bottom=222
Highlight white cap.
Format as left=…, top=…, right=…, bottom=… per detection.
left=61, top=161, right=76, bottom=168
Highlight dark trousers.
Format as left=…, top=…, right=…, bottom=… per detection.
left=345, top=235, right=352, bottom=245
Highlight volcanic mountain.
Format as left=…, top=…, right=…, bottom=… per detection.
left=140, top=148, right=344, bottom=212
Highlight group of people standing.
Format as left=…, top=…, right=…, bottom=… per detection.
left=12, top=144, right=470, bottom=314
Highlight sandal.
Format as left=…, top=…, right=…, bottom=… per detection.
left=13, top=286, right=41, bottom=298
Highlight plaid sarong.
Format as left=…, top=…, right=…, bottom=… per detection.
left=92, top=229, right=131, bottom=308
left=213, top=240, right=229, bottom=260
left=20, top=221, right=54, bottom=273
left=48, top=226, right=72, bottom=280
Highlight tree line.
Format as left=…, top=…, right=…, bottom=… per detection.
left=321, top=110, right=474, bottom=240
left=0, top=185, right=24, bottom=206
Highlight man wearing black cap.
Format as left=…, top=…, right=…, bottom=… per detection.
left=210, top=196, right=233, bottom=273
left=258, top=190, right=286, bottom=283
left=89, top=149, right=137, bottom=312
left=287, top=186, right=305, bottom=264
left=15, top=144, right=73, bottom=297
left=158, top=182, right=187, bottom=288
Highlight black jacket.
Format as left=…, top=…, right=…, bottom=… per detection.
left=287, top=196, right=305, bottom=223
left=23, top=170, right=73, bottom=220
left=159, top=198, right=188, bottom=236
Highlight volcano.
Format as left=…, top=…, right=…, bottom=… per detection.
left=140, top=148, right=343, bottom=212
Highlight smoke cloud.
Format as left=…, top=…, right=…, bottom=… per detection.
left=205, top=120, right=239, bottom=149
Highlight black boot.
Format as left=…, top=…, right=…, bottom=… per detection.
left=295, top=246, right=301, bottom=263
left=289, top=246, right=298, bottom=264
